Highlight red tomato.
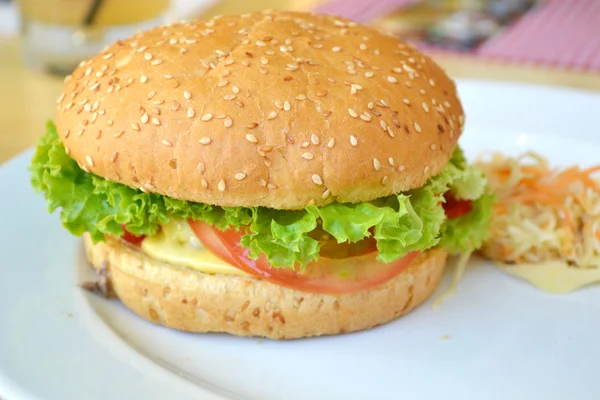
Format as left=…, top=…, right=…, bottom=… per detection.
left=120, top=225, right=145, bottom=247
left=443, top=195, right=473, bottom=219
left=188, top=220, right=420, bottom=294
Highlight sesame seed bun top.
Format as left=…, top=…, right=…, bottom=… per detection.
left=55, top=10, right=465, bottom=210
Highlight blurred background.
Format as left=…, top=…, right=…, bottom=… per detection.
left=1, top=0, right=599, bottom=163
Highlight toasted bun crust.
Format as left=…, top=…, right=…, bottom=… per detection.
left=83, top=234, right=448, bottom=339
left=57, top=10, right=464, bottom=209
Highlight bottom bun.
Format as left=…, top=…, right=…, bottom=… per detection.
left=83, top=234, right=448, bottom=339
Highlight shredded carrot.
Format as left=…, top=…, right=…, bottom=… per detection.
left=477, top=151, right=600, bottom=269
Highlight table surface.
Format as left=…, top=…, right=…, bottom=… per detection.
left=2, top=2, right=600, bottom=164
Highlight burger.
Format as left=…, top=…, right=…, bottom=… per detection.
left=30, top=10, right=494, bottom=339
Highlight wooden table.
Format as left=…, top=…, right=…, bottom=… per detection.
left=2, top=4, right=600, bottom=164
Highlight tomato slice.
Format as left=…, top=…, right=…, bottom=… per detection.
left=443, top=194, right=473, bottom=219
left=120, top=225, right=145, bottom=247
left=188, top=220, right=419, bottom=294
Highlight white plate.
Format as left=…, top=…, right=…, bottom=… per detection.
left=1, top=79, right=600, bottom=400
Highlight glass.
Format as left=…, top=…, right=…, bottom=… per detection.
left=17, top=0, right=170, bottom=75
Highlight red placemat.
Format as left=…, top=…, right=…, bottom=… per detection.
left=313, top=0, right=600, bottom=72
left=475, top=0, right=600, bottom=70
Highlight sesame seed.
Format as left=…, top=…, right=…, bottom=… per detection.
left=301, top=152, right=314, bottom=160
left=103, top=53, right=113, bottom=60
left=348, top=108, right=358, bottom=118
left=85, top=155, right=94, bottom=167
left=256, top=40, right=266, bottom=46
left=244, top=133, right=258, bottom=144
left=312, top=174, right=323, bottom=185
left=144, top=52, right=152, bottom=60
left=247, top=122, right=259, bottom=129
left=322, top=189, right=331, bottom=199
left=187, top=108, right=195, bottom=118
left=201, top=179, right=208, bottom=189
left=197, top=163, right=206, bottom=173
left=373, top=158, right=381, bottom=171
left=199, top=137, right=212, bottom=145
left=65, top=146, right=70, bottom=155
left=90, top=82, right=100, bottom=91
left=381, top=176, right=389, bottom=185
left=164, top=74, right=173, bottom=79
left=311, top=133, right=319, bottom=145
left=430, top=144, right=437, bottom=151
left=114, top=130, right=124, bottom=138
left=422, top=103, right=429, bottom=112
left=327, top=138, right=335, bottom=148
left=141, top=113, right=149, bottom=124
left=84, top=104, right=92, bottom=112
left=267, top=111, right=277, bottom=120
left=162, top=139, right=172, bottom=146
left=387, top=127, right=395, bottom=137
left=275, top=100, right=283, bottom=110
left=387, top=76, right=398, bottom=84
left=350, top=135, right=358, bottom=146
left=223, top=94, right=236, bottom=101
left=301, top=141, right=310, bottom=148
left=429, top=79, right=435, bottom=86
left=267, top=183, right=277, bottom=190
left=360, top=113, right=372, bottom=122
left=224, top=117, right=233, bottom=127
left=258, top=178, right=267, bottom=187
left=414, top=121, right=422, bottom=133
left=183, top=91, right=191, bottom=99
left=218, top=180, right=226, bottom=192
left=443, top=101, right=451, bottom=108
left=295, top=94, right=306, bottom=101
left=332, top=46, right=341, bottom=52
left=147, top=90, right=156, bottom=99
left=234, top=172, right=247, bottom=181
left=232, top=86, right=240, bottom=94
left=217, top=79, right=229, bottom=87
left=419, top=89, right=426, bottom=95
left=171, top=100, right=180, bottom=111
left=131, top=123, right=140, bottom=131
left=459, top=115, right=465, bottom=125
left=199, top=113, right=212, bottom=121
left=403, top=98, right=410, bottom=105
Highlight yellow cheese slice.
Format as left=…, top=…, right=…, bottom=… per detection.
left=497, top=261, right=600, bottom=294
left=141, top=220, right=250, bottom=277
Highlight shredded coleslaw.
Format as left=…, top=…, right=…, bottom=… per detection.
left=476, top=151, right=600, bottom=268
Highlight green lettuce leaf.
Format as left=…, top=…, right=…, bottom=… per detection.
left=31, top=121, right=494, bottom=268
left=439, top=191, right=495, bottom=254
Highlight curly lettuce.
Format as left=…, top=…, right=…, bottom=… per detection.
left=31, top=121, right=493, bottom=268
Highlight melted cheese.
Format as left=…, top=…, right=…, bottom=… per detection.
left=497, top=262, right=600, bottom=294
left=141, top=220, right=250, bottom=277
